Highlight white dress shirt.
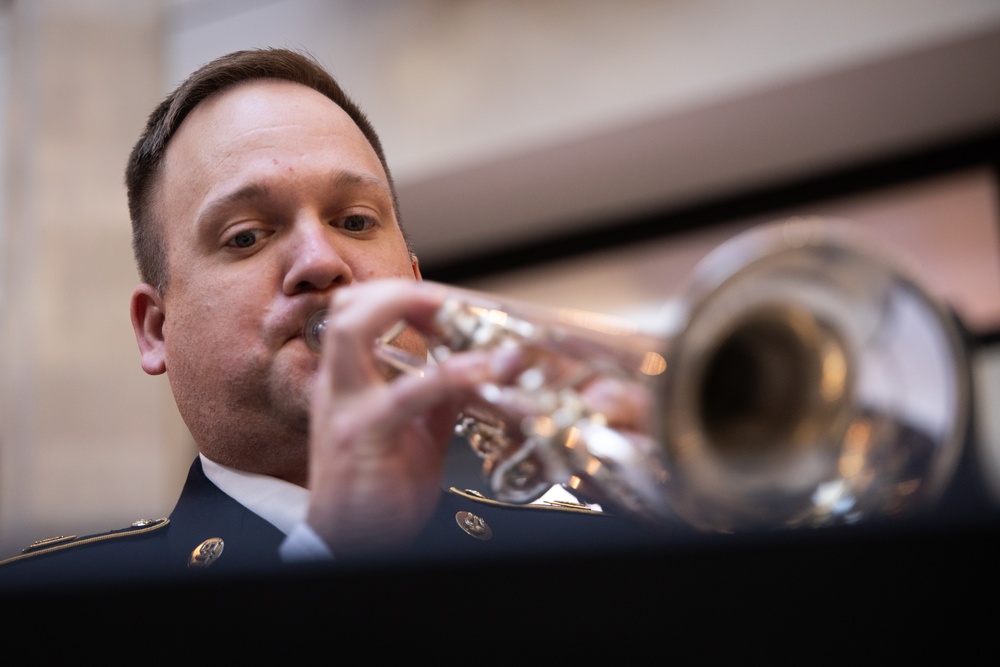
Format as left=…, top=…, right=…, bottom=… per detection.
left=199, top=453, right=333, bottom=562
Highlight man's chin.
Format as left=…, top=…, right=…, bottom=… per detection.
left=269, top=357, right=317, bottom=426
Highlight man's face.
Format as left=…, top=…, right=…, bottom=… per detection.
left=137, top=80, right=419, bottom=480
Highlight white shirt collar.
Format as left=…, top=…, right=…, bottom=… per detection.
left=198, top=453, right=310, bottom=537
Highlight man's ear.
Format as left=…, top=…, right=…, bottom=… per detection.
left=130, top=283, right=167, bottom=375
left=410, top=253, right=422, bottom=281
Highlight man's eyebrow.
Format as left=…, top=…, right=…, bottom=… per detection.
left=328, top=171, right=393, bottom=200
left=195, top=172, right=393, bottom=227
left=196, top=182, right=271, bottom=228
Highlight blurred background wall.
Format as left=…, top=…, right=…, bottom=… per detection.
left=2, top=0, right=1000, bottom=552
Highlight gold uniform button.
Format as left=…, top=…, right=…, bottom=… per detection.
left=455, top=511, right=492, bottom=541
left=188, top=537, right=225, bottom=568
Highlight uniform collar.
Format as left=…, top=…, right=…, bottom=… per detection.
left=198, top=453, right=309, bottom=536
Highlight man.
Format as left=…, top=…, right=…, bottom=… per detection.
left=0, top=48, right=655, bottom=584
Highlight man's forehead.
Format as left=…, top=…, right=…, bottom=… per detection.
left=158, top=78, right=388, bottom=204
left=176, top=79, right=362, bottom=147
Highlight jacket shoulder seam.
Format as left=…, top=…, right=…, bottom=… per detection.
left=0, top=518, right=170, bottom=567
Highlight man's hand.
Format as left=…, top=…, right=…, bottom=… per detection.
left=305, top=280, right=503, bottom=556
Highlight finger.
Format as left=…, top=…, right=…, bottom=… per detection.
left=326, top=279, right=447, bottom=343
left=322, top=280, right=446, bottom=391
left=581, top=376, right=653, bottom=431
left=364, top=351, right=495, bottom=438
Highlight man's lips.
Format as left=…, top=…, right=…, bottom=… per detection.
left=277, top=300, right=332, bottom=347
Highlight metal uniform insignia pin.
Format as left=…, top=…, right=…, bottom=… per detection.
left=23, top=535, right=76, bottom=553
left=544, top=500, right=594, bottom=511
left=455, top=511, right=492, bottom=541
left=188, top=537, right=224, bottom=568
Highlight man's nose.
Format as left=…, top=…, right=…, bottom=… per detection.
left=282, top=219, right=353, bottom=294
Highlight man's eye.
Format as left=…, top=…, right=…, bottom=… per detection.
left=228, top=230, right=261, bottom=248
left=340, top=214, right=376, bottom=233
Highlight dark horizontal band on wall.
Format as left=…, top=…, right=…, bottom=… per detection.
left=421, top=126, right=1000, bottom=290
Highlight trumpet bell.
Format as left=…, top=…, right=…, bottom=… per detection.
left=657, top=220, right=970, bottom=530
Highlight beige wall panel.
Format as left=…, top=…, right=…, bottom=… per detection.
left=1, top=1, right=192, bottom=553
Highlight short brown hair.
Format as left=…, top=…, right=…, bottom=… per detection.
left=125, top=48, right=401, bottom=290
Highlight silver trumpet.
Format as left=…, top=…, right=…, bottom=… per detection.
left=305, top=218, right=970, bottom=532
